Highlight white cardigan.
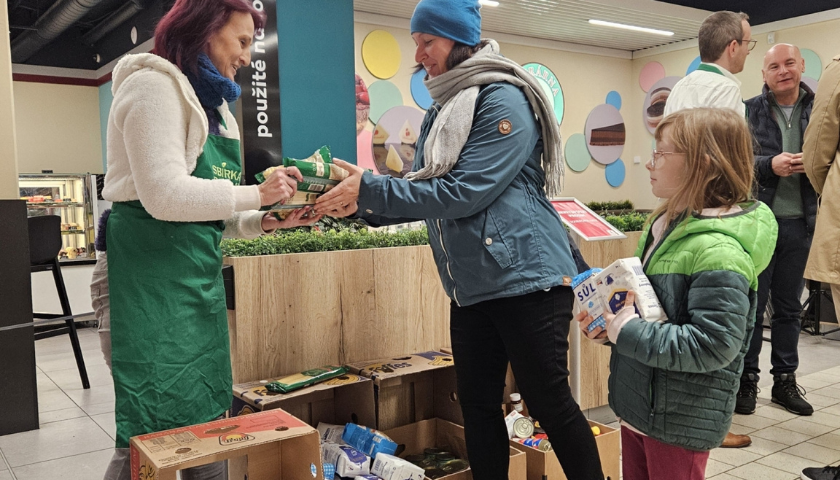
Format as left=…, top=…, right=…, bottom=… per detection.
left=102, top=53, right=266, bottom=239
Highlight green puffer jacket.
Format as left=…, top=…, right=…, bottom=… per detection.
left=608, top=201, right=777, bottom=451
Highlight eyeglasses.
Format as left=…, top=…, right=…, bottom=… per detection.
left=650, top=150, right=685, bottom=168
left=736, top=39, right=757, bottom=51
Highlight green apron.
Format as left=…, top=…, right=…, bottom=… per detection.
left=108, top=128, right=243, bottom=448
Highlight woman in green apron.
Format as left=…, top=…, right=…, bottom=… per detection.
left=100, top=1, right=320, bottom=478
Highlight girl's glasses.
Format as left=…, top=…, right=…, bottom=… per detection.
left=650, top=150, right=685, bottom=168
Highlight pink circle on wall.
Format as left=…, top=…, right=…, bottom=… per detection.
left=640, top=62, right=666, bottom=92
left=357, top=129, right=376, bottom=172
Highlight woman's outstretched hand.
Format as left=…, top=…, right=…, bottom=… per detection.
left=315, top=159, right=363, bottom=215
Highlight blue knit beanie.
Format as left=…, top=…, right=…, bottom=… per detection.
left=410, top=0, right=482, bottom=46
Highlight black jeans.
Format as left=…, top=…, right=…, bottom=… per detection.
left=450, top=287, right=603, bottom=480
left=743, top=218, right=811, bottom=381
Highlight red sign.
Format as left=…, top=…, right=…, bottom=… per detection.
left=551, top=198, right=625, bottom=241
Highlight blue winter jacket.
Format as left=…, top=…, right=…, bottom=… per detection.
left=356, top=82, right=577, bottom=306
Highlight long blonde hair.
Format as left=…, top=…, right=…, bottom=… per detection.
left=651, top=108, right=754, bottom=222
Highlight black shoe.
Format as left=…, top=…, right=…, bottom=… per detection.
left=735, top=373, right=759, bottom=414
left=802, top=465, right=840, bottom=480
left=772, top=373, right=814, bottom=416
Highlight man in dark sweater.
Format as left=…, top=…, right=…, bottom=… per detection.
left=739, top=43, right=817, bottom=416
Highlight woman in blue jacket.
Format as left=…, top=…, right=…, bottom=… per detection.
left=316, top=1, right=602, bottom=478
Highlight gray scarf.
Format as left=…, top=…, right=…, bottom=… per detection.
left=404, top=39, right=564, bottom=197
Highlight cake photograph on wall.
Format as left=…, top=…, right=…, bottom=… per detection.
left=355, top=74, right=370, bottom=136
left=584, top=104, right=625, bottom=165
left=642, top=76, right=681, bottom=134
left=371, top=106, right=424, bottom=178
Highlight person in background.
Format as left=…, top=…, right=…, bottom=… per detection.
left=99, top=0, right=320, bottom=478
left=314, top=1, right=604, bottom=478
left=661, top=10, right=758, bottom=449
left=664, top=11, right=753, bottom=117
left=800, top=53, right=840, bottom=480
left=737, top=43, right=816, bottom=417
left=577, top=108, right=777, bottom=480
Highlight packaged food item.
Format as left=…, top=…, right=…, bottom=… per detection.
left=317, top=422, right=346, bottom=444
left=572, top=268, right=606, bottom=332
left=510, top=393, right=524, bottom=414
left=264, top=365, right=348, bottom=394
left=504, top=410, right=533, bottom=439
left=371, top=453, right=424, bottom=480
left=573, top=257, right=666, bottom=329
left=322, top=443, right=371, bottom=477
left=342, top=423, right=399, bottom=458
left=354, top=475, right=381, bottom=480
left=284, top=158, right=348, bottom=182
left=591, top=426, right=601, bottom=436
left=596, top=257, right=665, bottom=322
left=513, top=436, right=552, bottom=452
left=322, top=462, right=336, bottom=479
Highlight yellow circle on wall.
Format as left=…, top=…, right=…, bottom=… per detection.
left=362, top=30, right=401, bottom=79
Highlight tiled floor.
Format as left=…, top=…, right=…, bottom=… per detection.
left=4, top=327, right=840, bottom=479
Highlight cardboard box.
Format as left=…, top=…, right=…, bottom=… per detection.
left=385, top=418, right=527, bottom=480
left=509, top=420, right=620, bottom=480
left=347, top=351, right=463, bottom=430
left=231, top=372, right=376, bottom=428
left=130, top=409, right=324, bottom=480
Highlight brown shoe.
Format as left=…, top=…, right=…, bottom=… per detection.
left=720, top=432, right=751, bottom=448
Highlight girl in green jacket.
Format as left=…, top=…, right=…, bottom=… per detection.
left=577, top=108, right=777, bottom=480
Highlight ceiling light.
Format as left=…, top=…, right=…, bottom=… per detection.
left=480, top=0, right=500, bottom=6
left=588, top=19, right=674, bottom=36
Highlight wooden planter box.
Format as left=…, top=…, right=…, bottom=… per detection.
left=224, top=233, right=643, bottom=410
left=224, top=245, right=450, bottom=384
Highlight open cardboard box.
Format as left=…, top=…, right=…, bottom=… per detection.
left=231, top=372, right=376, bottom=428
left=509, top=419, right=620, bottom=480
left=385, top=418, right=527, bottom=480
left=347, top=351, right=463, bottom=430
left=130, top=409, right=324, bottom=480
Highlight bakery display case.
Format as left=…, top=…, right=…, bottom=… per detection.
left=19, top=173, right=98, bottom=262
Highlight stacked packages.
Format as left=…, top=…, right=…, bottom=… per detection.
left=316, top=422, right=424, bottom=480
left=256, top=146, right=349, bottom=218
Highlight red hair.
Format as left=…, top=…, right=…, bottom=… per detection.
left=154, top=0, right=266, bottom=73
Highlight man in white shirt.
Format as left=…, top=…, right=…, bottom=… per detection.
left=664, top=11, right=754, bottom=118
left=661, top=10, right=755, bottom=451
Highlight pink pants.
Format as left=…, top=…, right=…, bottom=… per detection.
left=621, top=426, right=710, bottom=480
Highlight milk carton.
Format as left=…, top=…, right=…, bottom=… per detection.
left=573, top=258, right=665, bottom=327
left=322, top=443, right=371, bottom=477
left=371, top=453, right=424, bottom=480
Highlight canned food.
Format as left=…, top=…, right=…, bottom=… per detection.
left=513, top=417, right=535, bottom=438
left=424, top=466, right=447, bottom=479
left=404, top=454, right=425, bottom=465
left=424, top=447, right=448, bottom=456
left=433, top=453, right=457, bottom=462
left=439, top=459, right=470, bottom=473
left=514, top=436, right=553, bottom=452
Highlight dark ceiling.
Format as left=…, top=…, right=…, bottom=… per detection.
left=6, top=0, right=840, bottom=71
left=7, top=0, right=174, bottom=71
left=656, top=0, right=840, bottom=26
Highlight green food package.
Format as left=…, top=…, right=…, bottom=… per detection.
left=254, top=146, right=334, bottom=184
left=265, top=365, right=349, bottom=394
left=283, top=158, right=348, bottom=183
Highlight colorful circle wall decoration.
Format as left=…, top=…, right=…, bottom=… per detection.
left=362, top=30, right=401, bottom=79
left=584, top=104, right=625, bottom=165
left=411, top=69, right=433, bottom=110
left=368, top=80, right=403, bottom=124
left=564, top=134, right=591, bottom=173
left=642, top=76, right=681, bottom=135
left=605, top=159, right=626, bottom=187
left=686, top=56, right=702, bottom=76
left=801, top=48, right=822, bottom=81
left=606, top=91, right=622, bottom=110
left=523, top=63, right=565, bottom=124
left=372, top=106, right=425, bottom=178
left=802, top=76, right=819, bottom=93
left=639, top=61, right=665, bottom=92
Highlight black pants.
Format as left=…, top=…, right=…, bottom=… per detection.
left=450, top=287, right=603, bottom=480
left=743, top=218, right=811, bottom=381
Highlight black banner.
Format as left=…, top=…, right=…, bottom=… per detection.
left=238, top=0, right=282, bottom=184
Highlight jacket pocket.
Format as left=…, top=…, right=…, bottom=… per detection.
left=482, top=209, right=513, bottom=269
